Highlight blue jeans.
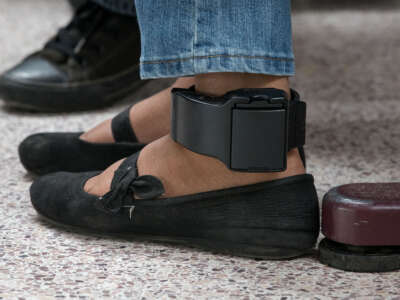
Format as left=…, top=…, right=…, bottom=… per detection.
left=94, top=0, right=294, bottom=79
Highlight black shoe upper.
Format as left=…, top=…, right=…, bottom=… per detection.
left=19, top=105, right=141, bottom=175
left=4, top=56, right=69, bottom=84
left=30, top=151, right=319, bottom=246
left=30, top=153, right=165, bottom=232
left=19, top=132, right=144, bottom=176
left=3, top=2, right=140, bottom=84
left=0, top=2, right=143, bottom=111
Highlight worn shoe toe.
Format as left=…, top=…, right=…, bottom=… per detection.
left=19, top=132, right=144, bottom=175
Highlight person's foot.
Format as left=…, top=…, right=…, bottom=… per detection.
left=0, top=2, right=143, bottom=112
left=80, top=77, right=195, bottom=144
left=18, top=78, right=194, bottom=175
left=85, top=75, right=303, bottom=197
left=30, top=86, right=319, bottom=259
left=84, top=135, right=305, bottom=198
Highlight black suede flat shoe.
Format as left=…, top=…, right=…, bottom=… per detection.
left=30, top=152, right=320, bottom=259
left=19, top=106, right=144, bottom=175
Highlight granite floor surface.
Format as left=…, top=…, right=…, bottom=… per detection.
left=0, top=1, right=399, bottom=299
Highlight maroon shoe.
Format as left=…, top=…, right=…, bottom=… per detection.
left=319, top=183, right=400, bottom=272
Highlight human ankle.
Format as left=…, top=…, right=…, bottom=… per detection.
left=85, top=75, right=303, bottom=198
left=133, top=74, right=301, bottom=196
left=195, top=73, right=290, bottom=97
left=137, top=135, right=304, bottom=198
left=129, top=77, right=195, bottom=143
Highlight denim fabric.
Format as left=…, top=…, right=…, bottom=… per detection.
left=134, top=0, right=294, bottom=79
left=93, top=0, right=294, bottom=79
left=91, top=0, right=136, bottom=16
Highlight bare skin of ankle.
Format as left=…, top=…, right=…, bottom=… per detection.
left=84, top=73, right=305, bottom=198
left=80, top=77, right=195, bottom=144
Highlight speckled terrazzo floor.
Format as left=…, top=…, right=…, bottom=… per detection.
left=1, top=1, right=400, bottom=299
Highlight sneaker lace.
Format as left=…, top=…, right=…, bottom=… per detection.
left=44, top=2, right=119, bottom=65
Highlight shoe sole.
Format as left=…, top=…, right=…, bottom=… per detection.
left=319, top=238, right=400, bottom=273
left=37, top=212, right=315, bottom=260
left=0, top=64, right=147, bottom=112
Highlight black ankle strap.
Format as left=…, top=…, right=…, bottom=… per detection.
left=171, top=88, right=306, bottom=172
left=111, top=106, right=138, bottom=143
left=288, top=90, right=306, bottom=150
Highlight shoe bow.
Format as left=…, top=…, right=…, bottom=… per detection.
left=98, top=165, right=165, bottom=214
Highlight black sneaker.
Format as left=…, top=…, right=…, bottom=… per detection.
left=0, top=1, right=144, bottom=112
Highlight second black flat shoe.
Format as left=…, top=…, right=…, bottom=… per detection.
left=30, top=152, right=320, bottom=259
left=0, top=2, right=144, bottom=112
left=19, top=106, right=144, bottom=175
